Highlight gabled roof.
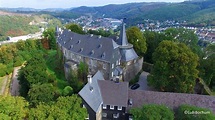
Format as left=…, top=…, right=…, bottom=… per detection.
left=98, top=80, right=128, bottom=107
left=58, top=30, right=119, bottom=62
left=79, top=71, right=104, bottom=112
left=79, top=71, right=129, bottom=112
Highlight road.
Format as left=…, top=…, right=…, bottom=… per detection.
left=0, top=32, right=42, bottom=45
left=10, top=67, right=21, bottom=96
left=137, top=71, right=155, bottom=91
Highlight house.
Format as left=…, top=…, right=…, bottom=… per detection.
left=79, top=71, right=215, bottom=120
left=56, top=21, right=143, bottom=81
left=79, top=71, right=130, bottom=120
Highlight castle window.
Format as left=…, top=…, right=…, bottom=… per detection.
left=103, top=104, right=107, bottom=109
left=118, top=106, right=122, bottom=110
left=110, top=105, right=114, bottom=110
left=103, top=64, right=106, bottom=70
left=102, top=113, right=107, bottom=117
left=113, top=113, right=119, bottom=118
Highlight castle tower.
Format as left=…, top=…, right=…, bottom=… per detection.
left=117, top=19, right=138, bottom=62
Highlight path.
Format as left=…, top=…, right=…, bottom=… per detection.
left=10, top=67, right=21, bottom=96
left=137, top=71, right=155, bottom=91
left=0, top=75, right=8, bottom=95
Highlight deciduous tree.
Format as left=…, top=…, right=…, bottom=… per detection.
left=148, top=40, right=199, bottom=93
left=130, top=104, right=174, bottom=120
left=126, top=26, right=147, bottom=55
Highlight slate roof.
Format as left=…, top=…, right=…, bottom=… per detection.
left=116, top=22, right=128, bottom=46
left=79, top=71, right=104, bottom=112
left=128, top=90, right=215, bottom=113
left=98, top=80, right=128, bottom=107
left=119, top=47, right=138, bottom=62
left=57, top=30, right=119, bottom=62
left=114, top=22, right=138, bottom=62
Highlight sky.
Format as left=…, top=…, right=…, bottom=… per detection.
left=0, top=0, right=185, bottom=9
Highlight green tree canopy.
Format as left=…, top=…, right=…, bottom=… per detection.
left=148, top=40, right=199, bottom=93
left=130, top=104, right=174, bottom=120
left=42, top=28, right=57, bottom=50
left=143, top=31, right=165, bottom=63
left=126, top=26, right=147, bottom=55
left=28, top=83, right=55, bottom=106
left=66, top=24, right=85, bottom=34
left=0, top=96, right=29, bottom=119
left=28, top=95, right=87, bottom=119
left=164, top=28, right=202, bottom=56
left=199, top=44, right=215, bottom=88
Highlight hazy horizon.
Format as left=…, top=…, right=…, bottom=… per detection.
left=0, top=0, right=185, bottom=9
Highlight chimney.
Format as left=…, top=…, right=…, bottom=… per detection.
left=87, top=75, right=92, bottom=84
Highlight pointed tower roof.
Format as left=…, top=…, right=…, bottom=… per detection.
left=117, top=18, right=128, bottom=46
left=116, top=18, right=138, bottom=62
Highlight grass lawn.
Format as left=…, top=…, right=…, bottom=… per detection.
left=45, top=50, right=69, bottom=92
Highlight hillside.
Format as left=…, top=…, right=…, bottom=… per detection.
left=70, top=0, right=215, bottom=26
left=0, top=11, right=62, bottom=41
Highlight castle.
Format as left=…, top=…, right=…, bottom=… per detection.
left=56, top=21, right=143, bottom=81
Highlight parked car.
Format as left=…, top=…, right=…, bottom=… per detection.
left=130, top=83, right=140, bottom=90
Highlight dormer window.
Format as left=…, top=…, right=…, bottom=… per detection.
left=77, top=40, right=81, bottom=44
left=101, top=52, right=105, bottom=59
left=64, top=41, right=66, bottom=44
left=89, top=86, right=93, bottom=92
left=98, top=35, right=102, bottom=38
left=80, top=48, right=83, bottom=52
left=70, top=45, right=73, bottom=49
left=90, top=50, right=94, bottom=55
left=98, top=44, right=102, bottom=48
left=90, top=34, right=93, bottom=37
left=70, top=37, right=72, bottom=40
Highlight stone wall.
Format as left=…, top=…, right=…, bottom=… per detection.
left=123, top=57, right=143, bottom=82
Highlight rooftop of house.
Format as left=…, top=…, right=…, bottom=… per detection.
left=98, top=80, right=128, bottom=107
left=79, top=71, right=104, bottom=112
left=128, top=90, right=215, bottom=113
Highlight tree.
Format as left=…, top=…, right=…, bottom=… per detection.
left=148, top=40, right=199, bottom=93
left=130, top=104, right=174, bottom=120
left=66, top=24, right=85, bottom=34
left=126, top=26, right=147, bottom=55
left=143, top=31, right=165, bottom=63
left=0, top=96, right=29, bottom=119
left=176, top=105, right=215, bottom=120
left=199, top=44, right=215, bottom=88
left=164, top=28, right=202, bottom=56
left=42, top=28, right=57, bottom=49
left=78, top=62, right=88, bottom=83
left=28, top=83, right=55, bottom=106
left=28, top=95, right=87, bottom=119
